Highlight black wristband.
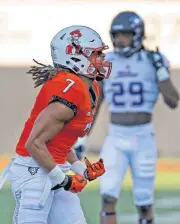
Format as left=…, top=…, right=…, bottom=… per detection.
left=63, top=175, right=72, bottom=191
left=51, top=175, right=71, bottom=191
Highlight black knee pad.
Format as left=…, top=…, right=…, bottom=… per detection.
left=102, top=194, right=116, bottom=205
left=139, top=218, right=153, bottom=224
left=138, top=205, right=152, bottom=215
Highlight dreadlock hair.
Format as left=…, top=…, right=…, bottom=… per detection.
left=27, top=59, right=74, bottom=88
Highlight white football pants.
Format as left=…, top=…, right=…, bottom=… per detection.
left=99, top=123, right=157, bottom=206
left=7, top=155, right=87, bottom=224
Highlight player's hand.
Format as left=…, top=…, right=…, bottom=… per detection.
left=147, top=47, right=166, bottom=70
left=84, top=157, right=105, bottom=181
left=51, top=174, right=87, bottom=193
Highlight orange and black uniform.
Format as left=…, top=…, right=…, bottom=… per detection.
left=16, top=72, right=100, bottom=164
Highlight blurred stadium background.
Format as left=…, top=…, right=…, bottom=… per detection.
left=0, top=0, right=180, bottom=223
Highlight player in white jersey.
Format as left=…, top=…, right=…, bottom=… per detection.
left=74, top=11, right=179, bottom=224
left=99, top=11, right=179, bottom=224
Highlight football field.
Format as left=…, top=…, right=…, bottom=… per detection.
left=0, top=158, right=180, bottom=224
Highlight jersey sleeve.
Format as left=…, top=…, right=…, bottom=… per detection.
left=48, top=78, right=84, bottom=116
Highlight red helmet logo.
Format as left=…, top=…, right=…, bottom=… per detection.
left=66, top=30, right=82, bottom=55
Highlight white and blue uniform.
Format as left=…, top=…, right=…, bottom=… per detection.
left=99, top=49, right=169, bottom=206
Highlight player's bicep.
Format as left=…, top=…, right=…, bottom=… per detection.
left=159, top=79, right=179, bottom=109
left=27, top=102, right=74, bottom=145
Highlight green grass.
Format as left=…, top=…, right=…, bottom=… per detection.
left=0, top=186, right=179, bottom=224
left=0, top=170, right=180, bottom=224
left=0, top=188, right=14, bottom=224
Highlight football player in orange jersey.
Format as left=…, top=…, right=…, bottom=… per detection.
left=2, top=25, right=112, bottom=224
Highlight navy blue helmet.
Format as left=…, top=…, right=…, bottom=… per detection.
left=110, top=11, right=145, bottom=56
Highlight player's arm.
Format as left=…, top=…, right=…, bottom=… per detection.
left=148, top=48, right=179, bottom=109
left=67, top=149, right=79, bottom=164
left=159, top=79, right=179, bottom=109
left=25, top=102, right=74, bottom=172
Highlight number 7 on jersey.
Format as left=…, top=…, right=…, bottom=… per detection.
left=63, top=79, right=75, bottom=92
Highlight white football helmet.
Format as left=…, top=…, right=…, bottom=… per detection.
left=50, top=25, right=112, bottom=79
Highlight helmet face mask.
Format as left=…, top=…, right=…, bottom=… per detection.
left=82, top=45, right=112, bottom=80
left=51, top=25, right=112, bottom=80
left=110, top=11, right=145, bottom=57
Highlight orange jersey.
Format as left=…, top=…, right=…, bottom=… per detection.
left=16, top=72, right=100, bottom=164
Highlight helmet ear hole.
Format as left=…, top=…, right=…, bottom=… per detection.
left=73, top=66, right=80, bottom=73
